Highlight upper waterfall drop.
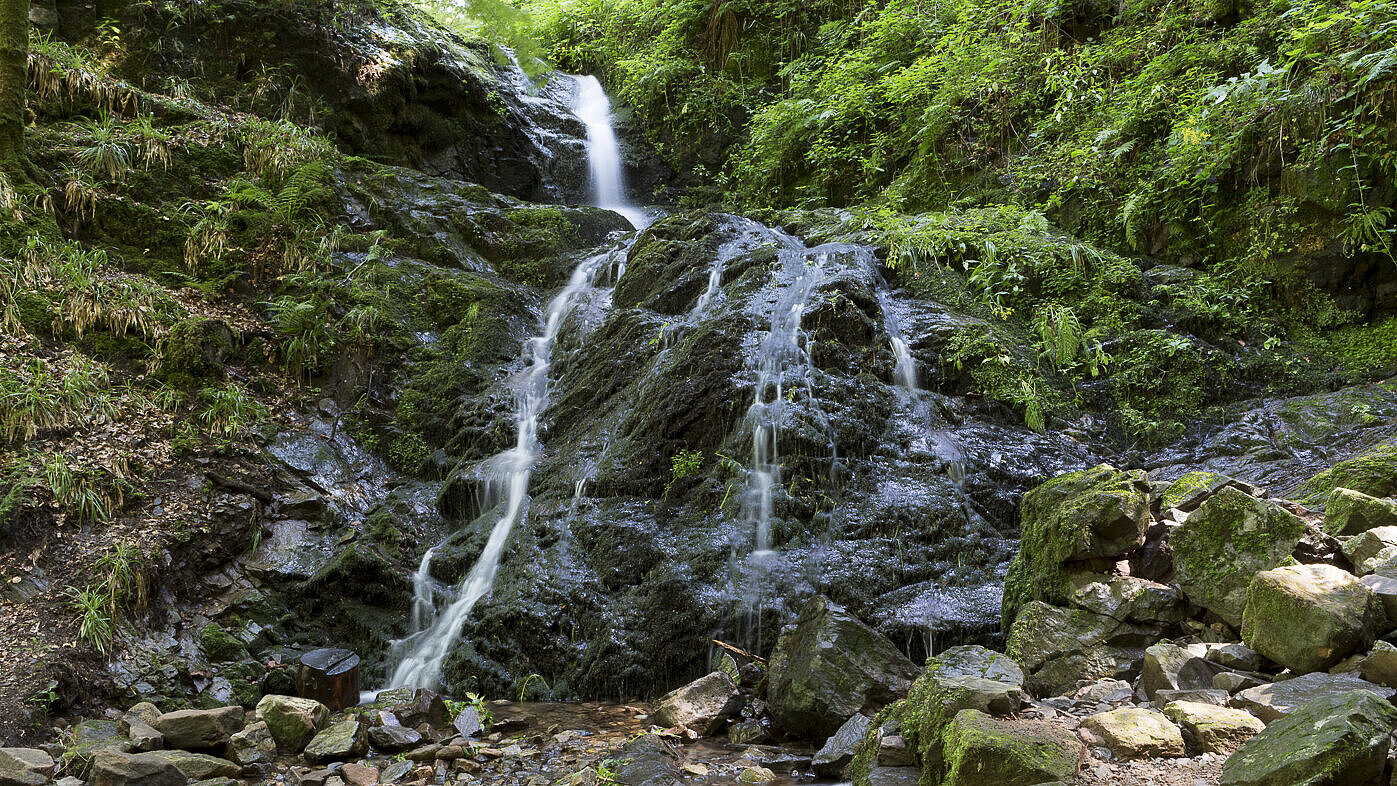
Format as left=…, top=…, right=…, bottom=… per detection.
left=572, top=75, right=649, bottom=229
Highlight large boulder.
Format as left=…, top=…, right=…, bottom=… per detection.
left=256, top=694, right=331, bottom=754
left=1219, top=690, right=1397, bottom=786
left=1230, top=671, right=1395, bottom=722
left=861, top=643, right=1028, bottom=781
left=152, top=706, right=244, bottom=752
left=88, top=751, right=186, bottom=786
left=1161, top=701, right=1263, bottom=754
left=1293, top=443, right=1397, bottom=506
left=651, top=672, right=743, bottom=736
left=144, top=750, right=241, bottom=780
left=65, top=720, right=137, bottom=779
left=1240, top=564, right=1383, bottom=673
left=1079, top=707, right=1185, bottom=759
left=303, top=718, right=368, bottom=763
left=1171, top=487, right=1307, bottom=627
left=766, top=596, right=919, bottom=739
left=1002, top=465, right=1152, bottom=626
left=1323, top=488, right=1397, bottom=536
left=940, top=710, right=1084, bottom=786
left=1006, top=601, right=1156, bottom=697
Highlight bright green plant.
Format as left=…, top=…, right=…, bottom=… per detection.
left=66, top=583, right=115, bottom=653
left=197, top=384, right=269, bottom=437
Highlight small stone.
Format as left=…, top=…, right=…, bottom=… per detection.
left=118, top=715, right=164, bottom=752
left=436, top=745, right=464, bottom=760
left=1204, top=643, right=1261, bottom=671
left=738, top=767, right=777, bottom=783
left=341, top=763, right=378, bottom=786
left=380, top=761, right=413, bottom=784
left=303, top=719, right=367, bottom=763
left=257, top=695, right=331, bottom=754
left=227, top=720, right=277, bottom=766
left=451, top=708, right=482, bottom=739
left=368, top=724, right=422, bottom=752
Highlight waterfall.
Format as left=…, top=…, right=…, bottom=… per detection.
left=572, top=75, right=648, bottom=229
left=385, top=79, right=647, bottom=692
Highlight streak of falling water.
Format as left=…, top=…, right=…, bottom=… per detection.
left=386, top=248, right=617, bottom=690
left=409, top=547, right=435, bottom=632
left=572, top=75, right=649, bottom=230
left=878, top=292, right=918, bottom=392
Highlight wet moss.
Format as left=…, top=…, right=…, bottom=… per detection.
left=1293, top=443, right=1397, bottom=507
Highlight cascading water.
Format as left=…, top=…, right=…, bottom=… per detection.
left=384, top=80, right=647, bottom=692
left=573, top=75, right=648, bottom=230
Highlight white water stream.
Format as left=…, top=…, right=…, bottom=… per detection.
left=384, top=77, right=646, bottom=692
left=573, top=75, right=648, bottom=229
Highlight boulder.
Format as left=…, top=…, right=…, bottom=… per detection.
left=1212, top=671, right=1268, bottom=694
left=1342, top=526, right=1397, bottom=576
left=1204, top=643, right=1262, bottom=671
left=451, top=706, right=482, bottom=738
left=923, top=645, right=1025, bottom=685
left=1140, top=643, right=1222, bottom=702
left=1078, top=707, right=1185, bottom=759
left=1002, top=465, right=1152, bottom=626
left=1159, top=471, right=1239, bottom=512
left=145, top=750, right=241, bottom=780
left=1219, top=690, right=1397, bottom=786
left=227, top=721, right=278, bottom=766
left=1294, top=443, right=1397, bottom=506
left=614, top=734, right=681, bottom=786
left=125, top=703, right=161, bottom=727
left=1323, top=488, right=1397, bottom=536
left=1231, top=671, right=1395, bottom=722
left=1075, top=679, right=1134, bottom=703
left=1152, top=688, right=1230, bottom=708
left=341, top=763, right=379, bottom=786
left=256, top=694, right=331, bottom=754
left=864, top=768, right=921, bottom=786
left=1241, top=564, right=1383, bottom=673
left=1007, top=601, right=1156, bottom=697
left=303, top=719, right=368, bottom=763
left=1331, top=640, right=1397, bottom=688
left=940, top=710, right=1084, bottom=786
left=119, top=714, right=164, bottom=751
left=153, top=706, right=244, bottom=751
left=1359, top=573, right=1397, bottom=622
left=0, top=751, right=53, bottom=779
left=652, top=672, right=742, bottom=736
left=367, top=724, right=421, bottom=752
left=1162, top=700, right=1263, bottom=754
left=1066, top=573, right=1187, bottom=625
left=1171, top=487, right=1307, bottom=627
left=89, top=751, right=186, bottom=786
left=386, top=689, right=447, bottom=729
left=66, top=720, right=137, bottom=779
left=812, top=713, right=871, bottom=777
left=766, top=596, right=919, bottom=739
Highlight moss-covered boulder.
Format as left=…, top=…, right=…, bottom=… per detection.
left=1293, top=443, right=1397, bottom=507
left=254, top=695, right=330, bottom=754
left=1066, top=573, right=1187, bottom=625
left=1006, top=600, right=1157, bottom=697
left=302, top=718, right=367, bottom=763
left=940, top=710, right=1084, bottom=786
left=1219, top=690, right=1397, bottom=786
left=1159, top=471, right=1235, bottom=512
left=1323, top=487, right=1397, bottom=536
left=1002, top=464, right=1152, bottom=627
left=766, top=596, right=920, bottom=739
left=1161, top=701, right=1263, bottom=754
left=142, top=750, right=240, bottom=780
left=1079, top=707, right=1185, bottom=759
left=1171, top=487, right=1307, bottom=627
left=65, top=720, right=137, bottom=779
left=1241, top=564, right=1383, bottom=673
left=198, top=624, right=249, bottom=664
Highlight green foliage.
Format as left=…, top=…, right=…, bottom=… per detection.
left=0, top=357, right=117, bottom=443
left=66, top=583, right=115, bottom=653
left=198, top=383, right=269, bottom=437
left=264, top=295, right=336, bottom=382
left=387, top=432, right=432, bottom=473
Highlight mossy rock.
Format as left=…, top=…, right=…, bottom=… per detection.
left=940, top=709, right=1084, bottom=786
left=1322, top=487, right=1397, bottom=536
left=1005, top=600, right=1157, bottom=697
left=1219, top=690, right=1397, bottom=786
left=1293, top=443, right=1397, bottom=507
left=1241, top=564, right=1382, bottom=674
left=1171, top=486, right=1307, bottom=628
left=199, top=624, right=249, bottom=664
left=1002, top=464, right=1151, bottom=628
left=1159, top=471, right=1233, bottom=512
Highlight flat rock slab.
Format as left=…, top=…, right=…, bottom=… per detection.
left=1231, top=672, right=1396, bottom=723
